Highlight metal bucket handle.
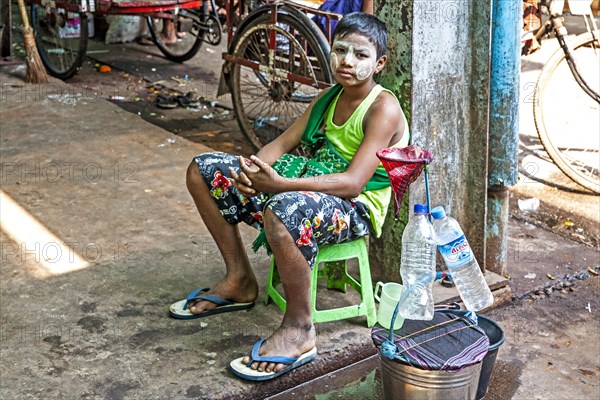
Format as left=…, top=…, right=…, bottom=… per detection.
left=379, top=271, right=479, bottom=361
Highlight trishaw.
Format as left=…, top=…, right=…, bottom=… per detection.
left=27, top=0, right=342, bottom=149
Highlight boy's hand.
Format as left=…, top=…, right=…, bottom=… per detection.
left=230, top=155, right=284, bottom=195
left=229, top=157, right=257, bottom=197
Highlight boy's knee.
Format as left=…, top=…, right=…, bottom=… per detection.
left=264, top=208, right=306, bottom=264
left=190, top=152, right=211, bottom=168
left=186, top=160, right=202, bottom=186
left=187, top=152, right=216, bottom=183
left=263, top=208, right=289, bottom=243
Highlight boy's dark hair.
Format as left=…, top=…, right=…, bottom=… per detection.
left=332, top=12, right=388, bottom=60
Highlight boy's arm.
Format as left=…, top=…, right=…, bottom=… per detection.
left=361, top=0, right=374, bottom=14
left=240, top=93, right=404, bottom=198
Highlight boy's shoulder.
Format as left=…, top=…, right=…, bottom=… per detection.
left=366, top=88, right=403, bottom=120
left=376, top=87, right=401, bottom=105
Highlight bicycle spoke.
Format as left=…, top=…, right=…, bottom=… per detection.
left=240, top=82, right=273, bottom=117
left=30, top=5, right=87, bottom=79
left=247, top=30, right=267, bottom=61
left=245, top=93, right=271, bottom=118
left=231, top=13, right=332, bottom=149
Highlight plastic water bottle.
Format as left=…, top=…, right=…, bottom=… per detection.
left=431, top=206, right=494, bottom=311
left=399, top=204, right=437, bottom=321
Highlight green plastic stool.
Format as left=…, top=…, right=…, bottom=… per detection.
left=263, top=237, right=377, bottom=327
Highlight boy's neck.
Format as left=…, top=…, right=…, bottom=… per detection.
left=341, top=80, right=378, bottom=101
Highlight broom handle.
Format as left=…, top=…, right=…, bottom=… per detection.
left=17, top=0, right=31, bottom=29
left=17, top=0, right=32, bottom=31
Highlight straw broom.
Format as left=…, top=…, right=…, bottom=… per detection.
left=17, top=0, right=48, bottom=83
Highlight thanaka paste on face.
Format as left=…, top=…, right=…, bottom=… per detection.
left=330, top=38, right=377, bottom=81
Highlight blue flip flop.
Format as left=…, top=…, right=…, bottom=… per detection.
left=169, top=287, right=255, bottom=319
left=229, top=339, right=317, bottom=381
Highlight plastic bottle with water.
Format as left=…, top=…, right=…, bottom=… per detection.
left=399, top=204, right=437, bottom=321
left=431, top=206, right=494, bottom=311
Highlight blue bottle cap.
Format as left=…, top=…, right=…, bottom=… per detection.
left=431, top=206, right=446, bottom=219
left=414, top=204, right=428, bottom=214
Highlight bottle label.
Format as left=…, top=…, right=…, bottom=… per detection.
left=439, top=235, right=473, bottom=269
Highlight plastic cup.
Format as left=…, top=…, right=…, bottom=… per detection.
left=374, top=282, right=405, bottom=330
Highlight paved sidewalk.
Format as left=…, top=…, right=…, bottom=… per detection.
left=515, top=15, right=600, bottom=245
left=1, top=62, right=598, bottom=400
left=0, top=69, right=378, bottom=399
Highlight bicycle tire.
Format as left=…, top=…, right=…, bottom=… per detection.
left=29, top=4, right=88, bottom=80
left=229, top=9, right=333, bottom=150
left=146, top=5, right=207, bottom=63
left=533, top=32, right=600, bottom=193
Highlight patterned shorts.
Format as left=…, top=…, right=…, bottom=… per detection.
left=193, top=152, right=372, bottom=268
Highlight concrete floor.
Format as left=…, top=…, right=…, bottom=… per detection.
left=0, top=69, right=383, bottom=399
left=269, top=277, right=600, bottom=400
left=514, top=14, right=600, bottom=246
left=1, top=13, right=599, bottom=400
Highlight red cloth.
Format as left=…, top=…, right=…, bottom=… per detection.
left=376, top=145, right=434, bottom=217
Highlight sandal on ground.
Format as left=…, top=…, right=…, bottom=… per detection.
left=156, top=94, right=178, bottom=109
left=169, top=287, right=255, bottom=319
left=229, top=339, right=317, bottom=381
left=176, top=92, right=201, bottom=108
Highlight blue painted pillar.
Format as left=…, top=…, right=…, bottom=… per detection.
left=486, top=0, right=521, bottom=275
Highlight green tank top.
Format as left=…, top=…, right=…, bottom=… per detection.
left=324, top=84, right=410, bottom=237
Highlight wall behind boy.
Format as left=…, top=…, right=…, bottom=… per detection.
left=369, top=0, right=413, bottom=283
left=370, top=0, right=492, bottom=280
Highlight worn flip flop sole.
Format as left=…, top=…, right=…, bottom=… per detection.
left=156, top=95, right=178, bottom=109
left=176, top=93, right=201, bottom=108
left=229, top=347, right=317, bottom=381
left=169, top=299, right=255, bottom=319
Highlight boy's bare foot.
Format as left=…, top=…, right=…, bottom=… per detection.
left=242, top=322, right=316, bottom=373
left=162, top=31, right=186, bottom=44
left=160, top=34, right=178, bottom=45
left=137, top=37, right=154, bottom=46
left=188, top=277, right=258, bottom=314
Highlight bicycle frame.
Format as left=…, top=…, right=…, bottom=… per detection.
left=26, top=0, right=204, bottom=17
left=534, top=0, right=599, bottom=42
left=223, top=0, right=340, bottom=46
left=534, top=0, right=599, bottom=102
left=221, top=0, right=339, bottom=90
left=218, top=0, right=339, bottom=148
left=223, top=0, right=249, bottom=46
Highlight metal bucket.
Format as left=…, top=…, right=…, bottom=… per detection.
left=380, top=355, right=482, bottom=400
left=476, top=315, right=504, bottom=400
left=441, top=310, right=505, bottom=400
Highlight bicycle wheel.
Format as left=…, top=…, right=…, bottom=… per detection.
left=146, top=5, right=208, bottom=63
left=29, top=4, right=88, bottom=79
left=534, top=32, right=600, bottom=193
left=229, top=10, right=333, bottom=150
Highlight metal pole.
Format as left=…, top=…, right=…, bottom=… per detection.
left=425, top=164, right=431, bottom=222
left=486, top=0, right=521, bottom=276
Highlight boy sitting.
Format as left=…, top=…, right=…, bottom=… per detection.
left=172, top=12, right=409, bottom=380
